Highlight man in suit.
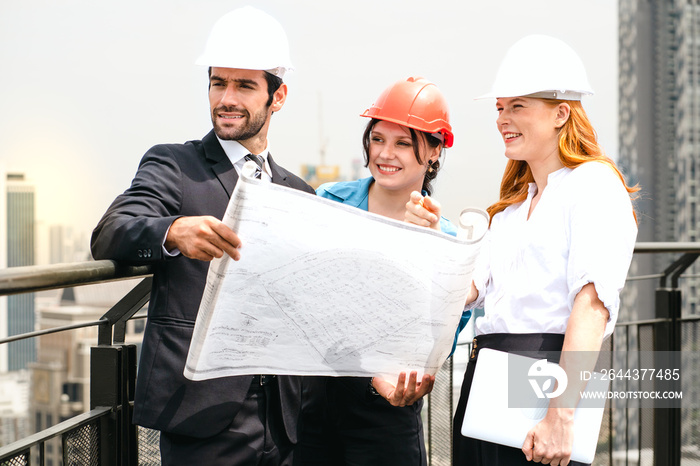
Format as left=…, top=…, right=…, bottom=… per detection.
left=90, top=7, right=315, bottom=465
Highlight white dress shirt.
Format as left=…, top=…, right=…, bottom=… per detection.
left=471, top=162, right=637, bottom=338
left=217, top=137, right=273, bottom=182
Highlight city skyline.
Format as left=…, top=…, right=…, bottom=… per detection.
left=0, top=0, right=618, bottom=242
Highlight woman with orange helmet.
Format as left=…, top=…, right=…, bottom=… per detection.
left=297, top=77, right=467, bottom=466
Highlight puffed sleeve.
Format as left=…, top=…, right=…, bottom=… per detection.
left=566, top=162, right=638, bottom=337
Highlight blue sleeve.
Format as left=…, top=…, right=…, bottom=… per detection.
left=448, top=308, right=472, bottom=358
left=439, top=217, right=457, bottom=237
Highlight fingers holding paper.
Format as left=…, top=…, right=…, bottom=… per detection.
left=165, top=215, right=242, bottom=261
left=405, top=191, right=442, bottom=231
left=371, top=371, right=435, bottom=407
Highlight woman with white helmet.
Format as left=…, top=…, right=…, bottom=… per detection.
left=298, top=77, right=468, bottom=466
left=406, top=35, right=638, bottom=465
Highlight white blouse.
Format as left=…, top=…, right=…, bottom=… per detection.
left=471, top=162, right=638, bottom=338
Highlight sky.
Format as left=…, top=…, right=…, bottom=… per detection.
left=0, top=0, right=618, bottom=255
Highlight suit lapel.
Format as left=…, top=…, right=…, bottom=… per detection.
left=202, top=131, right=238, bottom=197
left=268, top=153, right=292, bottom=188
left=202, top=133, right=291, bottom=193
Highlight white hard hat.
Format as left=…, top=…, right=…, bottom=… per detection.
left=196, top=6, right=294, bottom=79
left=477, top=34, right=594, bottom=101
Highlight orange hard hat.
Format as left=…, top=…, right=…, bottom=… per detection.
left=361, top=77, right=453, bottom=148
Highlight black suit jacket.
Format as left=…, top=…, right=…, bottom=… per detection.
left=91, top=130, right=315, bottom=439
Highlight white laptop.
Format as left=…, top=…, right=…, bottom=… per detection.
left=461, top=348, right=609, bottom=464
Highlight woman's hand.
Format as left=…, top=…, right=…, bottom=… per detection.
left=520, top=283, right=608, bottom=465
left=465, top=281, right=478, bottom=306
left=371, top=371, right=435, bottom=407
left=405, top=191, right=442, bottom=231
left=522, top=408, right=575, bottom=465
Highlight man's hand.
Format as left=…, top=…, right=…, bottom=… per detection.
left=165, top=216, right=242, bottom=261
left=371, top=371, right=435, bottom=407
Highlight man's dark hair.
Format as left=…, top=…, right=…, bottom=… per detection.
left=264, top=72, right=283, bottom=107
left=207, top=67, right=283, bottom=107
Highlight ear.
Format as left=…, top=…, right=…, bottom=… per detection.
left=554, top=102, right=571, bottom=129
left=270, top=83, right=288, bottom=113
left=430, top=144, right=442, bottom=162
left=427, top=144, right=441, bottom=164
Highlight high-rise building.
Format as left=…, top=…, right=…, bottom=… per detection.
left=1, top=173, right=37, bottom=372
left=618, top=0, right=700, bottom=319
left=618, top=0, right=700, bottom=456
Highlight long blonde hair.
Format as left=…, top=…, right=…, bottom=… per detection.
left=486, top=99, right=638, bottom=223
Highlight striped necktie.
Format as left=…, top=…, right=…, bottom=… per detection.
left=244, top=154, right=265, bottom=179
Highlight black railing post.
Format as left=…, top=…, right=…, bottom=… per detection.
left=91, top=345, right=120, bottom=466
left=90, top=343, right=138, bottom=466
left=653, top=288, right=681, bottom=466
left=653, top=252, right=698, bottom=466
left=90, top=276, right=152, bottom=466
left=123, top=344, right=138, bottom=465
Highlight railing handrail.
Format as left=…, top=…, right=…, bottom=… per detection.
left=0, top=242, right=697, bottom=297
left=0, top=243, right=697, bottom=340
left=0, top=260, right=152, bottom=297
left=0, top=242, right=698, bottom=465
left=634, top=242, right=700, bottom=253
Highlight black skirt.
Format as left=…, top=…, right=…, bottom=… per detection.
left=453, top=332, right=591, bottom=466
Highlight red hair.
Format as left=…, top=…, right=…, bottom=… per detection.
left=487, top=100, right=638, bottom=224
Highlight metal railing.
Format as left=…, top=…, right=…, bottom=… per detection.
left=603, top=243, right=700, bottom=466
left=0, top=243, right=699, bottom=465
left=423, top=243, right=700, bottom=466
left=0, top=261, right=153, bottom=466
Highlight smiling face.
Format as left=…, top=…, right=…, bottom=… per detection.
left=208, top=67, right=286, bottom=153
left=495, top=97, right=568, bottom=167
left=367, top=120, right=438, bottom=194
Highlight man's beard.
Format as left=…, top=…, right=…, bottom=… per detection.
left=212, top=105, right=270, bottom=141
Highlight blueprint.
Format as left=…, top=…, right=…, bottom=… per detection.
left=184, top=163, right=487, bottom=381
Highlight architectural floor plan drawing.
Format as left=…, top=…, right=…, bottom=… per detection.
left=185, top=164, right=488, bottom=381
